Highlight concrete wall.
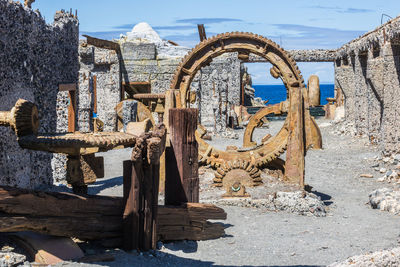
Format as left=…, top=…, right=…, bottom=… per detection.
left=0, top=1, right=79, bottom=188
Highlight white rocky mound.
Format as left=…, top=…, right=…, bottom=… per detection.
left=126, top=22, right=162, bottom=43
left=123, top=22, right=190, bottom=58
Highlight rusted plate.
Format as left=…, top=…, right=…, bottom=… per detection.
left=58, top=83, right=76, bottom=92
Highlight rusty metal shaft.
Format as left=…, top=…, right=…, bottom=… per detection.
left=0, top=111, right=13, bottom=127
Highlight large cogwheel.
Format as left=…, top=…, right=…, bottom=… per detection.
left=171, top=32, right=307, bottom=173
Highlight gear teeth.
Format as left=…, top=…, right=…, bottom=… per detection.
left=243, top=160, right=250, bottom=170
left=171, top=31, right=303, bottom=168
left=216, top=168, right=225, bottom=176
left=227, top=161, right=233, bottom=170
left=232, top=160, right=239, bottom=169
left=215, top=171, right=224, bottom=178
left=253, top=177, right=263, bottom=183
left=213, top=179, right=222, bottom=184
left=221, top=163, right=230, bottom=172
left=249, top=168, right=259, bottom=176
left=252, top=170, right=262, bottom=178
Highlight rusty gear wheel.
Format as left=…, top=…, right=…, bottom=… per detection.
left=214, top=159, right=262, bottom=188
left=170, top=32, right=321, bottom=186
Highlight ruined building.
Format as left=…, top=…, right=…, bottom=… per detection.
left=1, top=0, right=400, bottom=189
left=78, top=23, right=242, bottom=135
left=0, top=1, right=79, bottom=187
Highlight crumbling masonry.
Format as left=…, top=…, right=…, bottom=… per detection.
left=1, top=0, right=400, bottom=189
left=0, top=1, right=79, bottom=187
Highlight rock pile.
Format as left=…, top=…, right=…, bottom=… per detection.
left=369, top=154, right=400, bottom=183
left=369, top=188, right=400, bottom=215
left=0, top=252, right=26, bottom=266
left=329, top=246, right=400, bottom=267
left=205, top=191, right=326, bottom=217
left=331, top=121, right=358, bottom=137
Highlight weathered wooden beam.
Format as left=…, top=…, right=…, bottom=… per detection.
left=93, top=75, right=97, bottom=114
left=122, top=128, right=165, bottom=251
left=0, top=187, right=226, bottom=247
left=197, top=24, right=207, bottom=41
left=122, top=159, right=142, bottom=250
left=58, top=83, right=76, bottom=92
left=68, top=90, right=76, bottom=133
left=83, top=35, right=120, bottom=51
left=165, top=108, right=199, bottom=205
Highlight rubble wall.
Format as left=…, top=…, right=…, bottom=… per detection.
left=353, top=53, right=369, bottom=135
left=249, top=49, right=336, bottom=62
left=382, top=42, right=400, bottom=153
left=335, top=15, right=400, bottom=154
left=335, top=57, right=356, bottom=122
left=0, top=1, right=79, bottom=188
left=366, top=49, right=384, bottom=144
left=78, top=43, right=120, bottom=132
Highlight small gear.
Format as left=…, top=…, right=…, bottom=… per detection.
left=213, top=159, right=262, bottom=188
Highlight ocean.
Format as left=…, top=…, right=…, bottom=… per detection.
left=253, top=84, right=335, bottom=105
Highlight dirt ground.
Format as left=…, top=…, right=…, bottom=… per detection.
left=56, top=119, right=400, bottom=266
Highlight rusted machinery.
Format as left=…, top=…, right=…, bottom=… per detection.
left=168, top=32, right=322, bottom=194
left=0, top=99, right=143, bottom=194
left=1, top=32, right=322, bottom=197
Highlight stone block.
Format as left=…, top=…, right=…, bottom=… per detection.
left=121, top=42, right=156, bottom=60
left=94, top=49, right=118, bottom=65
left=122, top=100, right=138, bottom=132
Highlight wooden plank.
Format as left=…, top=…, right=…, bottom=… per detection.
left=59, top=83, right=76, bottom=92
left=0, top=186, right=226, bottom=246
left=83, top=35, right=120, bottom=51
left=142, top=160, right=153, bottom=251
left=81, top=154, right=104, bottom=184
left=122, top=82, right=151, bottom=98
left=151, top=163, right=160, bottom=249
left=93, top=75, right=97, bottom=114
left=165, top=108, right=199, bottom=205
left=68, top=90, right=76, bottom=132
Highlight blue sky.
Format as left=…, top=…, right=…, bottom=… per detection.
left=34, top=0, right=400, bottom=84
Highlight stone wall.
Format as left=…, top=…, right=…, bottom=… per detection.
left=78, top=42, right=120, bottom=132
left=0, top=1, right=79, bottom=188
left=248, top=49, right=336, bottom=62
left=334, top=15, right=400, bottom=153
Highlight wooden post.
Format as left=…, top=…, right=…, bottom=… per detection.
left=123, top=136, right=162, bottom=251
left=93, top=75, right=97, bottom=114
left=159, top=89, right=177, bottom=194
left=165, top=108, right=199, bottom=205
left=284, top=86, right=305, bottom=188
left=122, top=158, right=142, bottom=251
left=68, top=90, right=76, bottom=133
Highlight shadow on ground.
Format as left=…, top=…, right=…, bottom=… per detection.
left=312, top=190, right=333, bottom=206
left=87, top=176, right=123, bottom=195
left=88, top=249, right=323, bottom=267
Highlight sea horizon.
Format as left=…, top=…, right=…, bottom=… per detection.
left=253, top=84, right=334, bottom=105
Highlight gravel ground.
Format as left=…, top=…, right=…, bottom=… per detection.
left=16, top=118, right=400, bottom=266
